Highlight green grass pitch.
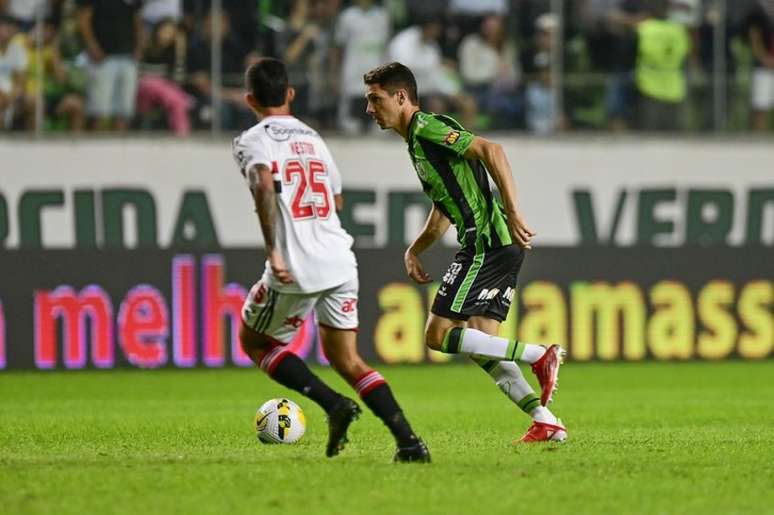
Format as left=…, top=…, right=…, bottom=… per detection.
left=1, top=362, right=773, bottom=515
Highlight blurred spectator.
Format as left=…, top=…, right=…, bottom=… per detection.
left=404, top=0, right=447, bottom=26
left=0, top=14, right=25, bottom=129
left=388, top=17, right=477, bottom=128
left=0, top=0, right=765, bottom=135
left=277, top=0, right=319, bottom=118
left=688, top=2, right=737, bottom=131
left=581, top=0, right=646, bottom=131
left=634, top=0, right=690, bottom=131
left=745, top=0, right=774, bottom=131
left=142, top=0, right=182, bottom=27
left=698, top=2, right=736, bottom=74
left=1, top=0, right=52, bottom=32
left=138, top=18, right=191, bottom=135
left=668, top=0, right=702, bottom=28
left=274, top=0, right=342, bottom=126
left=181, top=0, right=208, bottom=34
left=181, top=0, right=259, bottom=61
left=668, top=0, right=703, bottom=79
left=76, top=0, right=143, bottom=131
left=22, top=17, right=85, bottom=131
left=448, top=0, right=509, bottom=56
left=185, top=10, right=254, bottom=130
left=333, top=0, right=390, bottom=134
left=459, top=15, right=522, bottom=128
left=222, top=0, right=261, bottom=58
left=522, top=13, right=564, bottom=134
left=306, top=0, right=341, bottom=128
left=449, top=0, right=507, bottom=16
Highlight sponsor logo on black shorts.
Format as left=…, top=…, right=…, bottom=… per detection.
left=443, top=263, right=463, bottom=285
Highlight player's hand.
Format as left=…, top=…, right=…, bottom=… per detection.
left=404, top=249, right=432, bottom=284
left=508, top=212, right=536, bottom=250
left=87, top=44, right=105, bottom=63
left=268, top=250, right=294, bottom=284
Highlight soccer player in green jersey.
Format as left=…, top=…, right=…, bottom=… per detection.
left=363, top=62, right=567, bottom=443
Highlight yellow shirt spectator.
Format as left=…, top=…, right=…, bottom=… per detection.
left=636, top=18, right=690, bottom=103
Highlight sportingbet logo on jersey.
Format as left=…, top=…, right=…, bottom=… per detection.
left=443, top=263, right=463, bottom=285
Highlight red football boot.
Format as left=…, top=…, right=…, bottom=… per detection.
left=530, top=344, right=565, bottom=406
left=516, top=420, right=568, bottom=443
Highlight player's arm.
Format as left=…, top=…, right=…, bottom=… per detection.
left=334, top=194, right=344, bottom=211
left=404, top=204, right=451, bottom=284
left=247, top=164, right=293, bottom=284
left=750, top=26, right=774, bottom=68
left=132, top=8, right=145, bottom=62
left=463, top=137, right=536, bottom=249
left=77, top=4, right=105, bottom=62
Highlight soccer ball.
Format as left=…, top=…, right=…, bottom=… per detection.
left=255, top=398, right=306, bottom=444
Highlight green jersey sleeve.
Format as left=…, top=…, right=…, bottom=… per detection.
left=414, top=113, right=475, bottom=157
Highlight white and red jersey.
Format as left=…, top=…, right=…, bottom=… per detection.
left=232, top=115, right=357, bottom=294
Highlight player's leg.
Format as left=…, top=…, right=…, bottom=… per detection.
left=319, top=325, right=429, bottom=462
left=467, top=316, right=565, bottom=442
left=426, top=313, right=546, bottom=362
left=239, top=323, right=342, bottom=412
left=430, top=244, right=566, bottom=441
left=316, top=278, right=430, bottom=462
left=87, top=58, right=114, bottom=130
left=469, top=251, right=565, bottom=407
left=239, top=281, right=348, bottom=425
left=429, top=245, right=559, bottom=372
left=112, top=57, right=138, bottom=131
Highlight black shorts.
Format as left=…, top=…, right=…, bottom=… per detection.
left=431, top=243, right=524, bottom=322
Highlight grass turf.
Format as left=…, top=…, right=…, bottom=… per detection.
left=1, top=362, right=773, bottom=515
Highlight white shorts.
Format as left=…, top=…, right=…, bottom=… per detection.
left=87, top=56, right=138, bottom=118
left=752, top=68, right=774, bottom=111
left=241, top=277, right=359, bottom=344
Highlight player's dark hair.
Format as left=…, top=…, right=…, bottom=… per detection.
left=245, top=58, right=289, bottom=108
left=363, top=62, right=418, bottom=104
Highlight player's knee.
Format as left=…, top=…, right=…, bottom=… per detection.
left=238, top=323, right=271, bottom=363
left=424, top=326, right=445, bottom=352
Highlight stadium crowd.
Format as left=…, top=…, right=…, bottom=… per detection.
left=0, top=0, right=773, bottom=135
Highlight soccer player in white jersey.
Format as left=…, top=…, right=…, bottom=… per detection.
left=232, top=58, right=429, bottom=462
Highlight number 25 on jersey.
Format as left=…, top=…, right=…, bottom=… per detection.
left=282, top=158, right=331, bottom=220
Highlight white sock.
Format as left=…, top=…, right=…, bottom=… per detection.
left=475, top=359, right=536, bottom=410
left=530, top=406, right=559, bottom=425
left=474, top=358, right=559, bottom=423
left=445, top=328, right=546, bottom=363
left=520, top=343, right=547, bottom=364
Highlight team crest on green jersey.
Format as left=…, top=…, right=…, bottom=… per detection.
left=444, top=130, right=461, bottom=145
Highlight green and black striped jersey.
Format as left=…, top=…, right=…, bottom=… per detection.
left=406, top=111, right=513, bottom=250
